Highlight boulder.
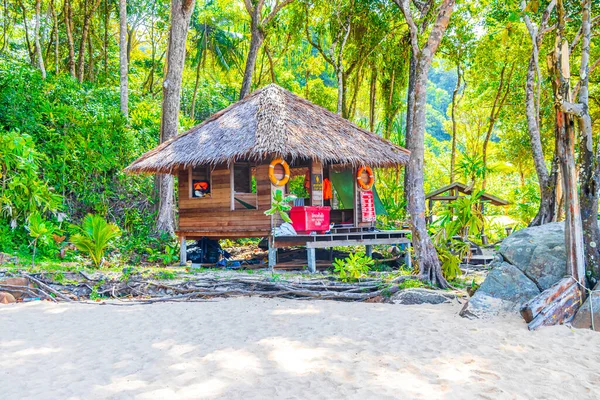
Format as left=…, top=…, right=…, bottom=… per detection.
left=460, top=262, right=540, bottom=318
left=0, top=292, right=16, bottom=304
left=0, top=277, right=34, bottom=299
left=499, top=222, right=567, bottom=290
left=392, top=288, right=454, bottom=305
left=571, top=282, right=600, bottom=331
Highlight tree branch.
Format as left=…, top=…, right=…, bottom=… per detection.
left=393, top=0, right=420, bottom=54
left=561, top=100, right=584, bottom=116
left=262, top=0, right=295, bottom=26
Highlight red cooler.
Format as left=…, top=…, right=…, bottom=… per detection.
left=290, top=206, right=331, bottom=234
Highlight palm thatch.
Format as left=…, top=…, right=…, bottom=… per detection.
left=125, top=84, right=410, bottom=174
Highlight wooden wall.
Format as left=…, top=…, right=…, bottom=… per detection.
left=177, top=163, right=273, bottom=239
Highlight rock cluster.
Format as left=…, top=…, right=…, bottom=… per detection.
left=460, top=223, right=568, bottom=319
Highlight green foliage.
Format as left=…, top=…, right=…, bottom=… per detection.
left=264, top=190, right=296, bottom=224
left=435, top=244, right=463, bottom=281
left=26, top=213, right=54, bottom=267
left=0, top=130, right=62, bottom=226
left=333, top=252, right=374, bottom=282
left=397, top=278, right=425, bottom=290
left=155, top=270, right=177, bottom=280
left=434, top=191, right=485, bottom=239
left=70, top=214, right=121, bottom=267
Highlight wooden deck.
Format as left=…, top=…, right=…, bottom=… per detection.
left=271, top=229, right=411, bottom=272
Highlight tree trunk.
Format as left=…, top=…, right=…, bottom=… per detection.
left=449, top=64, right=461, bottom=183
left=64, top=0, right=76, bottom=77
left=2, top=0, right=7, bottom=53
left=407, top=58, right=448, bottom=288
left=156, top=0, right=196, bottom=235
left=399, top=0, right=454, bottom=288
left=87, top=24, right=95, bottom=81
left=522, top=0, right=557, bottom=227
left=482, top=61, right=514, bottom=190
left=20, top=1, right=35, bottom=65
left=119, top=0, right=128, bottom=117
left=51, top=0, right=59, bottom=74
left=190, top=54, right=202, bottom=120
left=576, top=0, right=599, bottom=280
left=402, top=48, right=417, bottom=193
left=34, top=0, right=46, bottom=78
left=77, top=0, right=102, bottom=83
left=369, top=67, right=377, bottom=132
left=103, top=0, right=109, bottom=77
left=551, top=4, right=585, bottom=285
left=240, top=18, right=264, bottom=99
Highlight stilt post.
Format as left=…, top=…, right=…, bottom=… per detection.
left=179, top=236, right=187, bottom=266
left=268, top=236, right=277, bottom=272
left=307, top=247, right=316, bottom=273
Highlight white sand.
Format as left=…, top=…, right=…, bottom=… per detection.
left=2, top=298, right=600, bottom=400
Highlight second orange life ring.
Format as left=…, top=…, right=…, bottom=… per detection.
left=356, top=166, right=374, bottom=190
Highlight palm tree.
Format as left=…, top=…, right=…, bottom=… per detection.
left=189, top=20, right=242, bottom=120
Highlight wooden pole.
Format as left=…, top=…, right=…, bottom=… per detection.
left=307, top=248, right=316, bottom=273
left=179, top=236, right=187, bottom=266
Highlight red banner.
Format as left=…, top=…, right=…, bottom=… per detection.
left=360, top=191, right=376, bottom=222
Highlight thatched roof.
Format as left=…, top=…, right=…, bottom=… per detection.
left=125, top=84, right=410, bottom=174
left=426, top=182, right=509, bottom=206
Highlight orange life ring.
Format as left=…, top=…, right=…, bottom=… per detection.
left=269, top=158, right=290, bottom=186
left=357, top=166, right=375, bottom=190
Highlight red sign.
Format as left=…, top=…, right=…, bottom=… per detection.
left=360, top=191, right=376, bottom=222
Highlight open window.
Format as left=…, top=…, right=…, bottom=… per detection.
left=189, top=166, right=211, bottom=198
left=232, top=162, right=257, bottom=210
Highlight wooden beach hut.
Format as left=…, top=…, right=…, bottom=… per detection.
left=126, top=84, right=411, bottom=271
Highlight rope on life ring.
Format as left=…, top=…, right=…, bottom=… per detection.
left=269, top=158, right=290, bottom=186
left=356, top=166, right=375, bottom=190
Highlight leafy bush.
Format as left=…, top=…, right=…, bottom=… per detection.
left=0, top=130, right=62, bottom=227
left=265, top=189, right=296, bottom=223
left=435, top=245, right=463, bottom=281
left=26, top=213, right=54, bottom=267
left=333, top=252, right=374, bottom=282
left=70, top=214, right=121, bottom=267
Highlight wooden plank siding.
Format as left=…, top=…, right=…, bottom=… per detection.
left=177, top=163, right=272, bottom=238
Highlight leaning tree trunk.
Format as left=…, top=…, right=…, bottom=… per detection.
left=156, top=0, right=196, bottom=235
left=526, top=55, right=557, bottom=226
left=239, top=18, right=264, bottom=99
left=119, top=0, right=128, bottom=117
left=34, top=0, right=46, bottom=79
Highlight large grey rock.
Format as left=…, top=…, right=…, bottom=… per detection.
left=499, top=222, right=567, bottom=290
left=460, top=262, right=540, bottom=318
left=392, top=288, right=454, bottom=305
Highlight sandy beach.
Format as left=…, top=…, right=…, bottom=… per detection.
left=1, top=297, right=599, bottom=399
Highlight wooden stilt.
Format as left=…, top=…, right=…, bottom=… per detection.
left=365, top=245, right=373, bottom=257
left=307, top=248, right=316, bottom=273
left=180, top=236, right=187, bottom=266
left=268, top=237, right=277, bottom=272
left=404, top=243, right=412, bottom=269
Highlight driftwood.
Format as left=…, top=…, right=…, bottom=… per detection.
left=520, top=277, right=574, bottom=323
left=22, top=273, right=73, bottom=302
left=525, top=279, right=583, bottom=331
left=5, top=272, right=407, bottom=303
